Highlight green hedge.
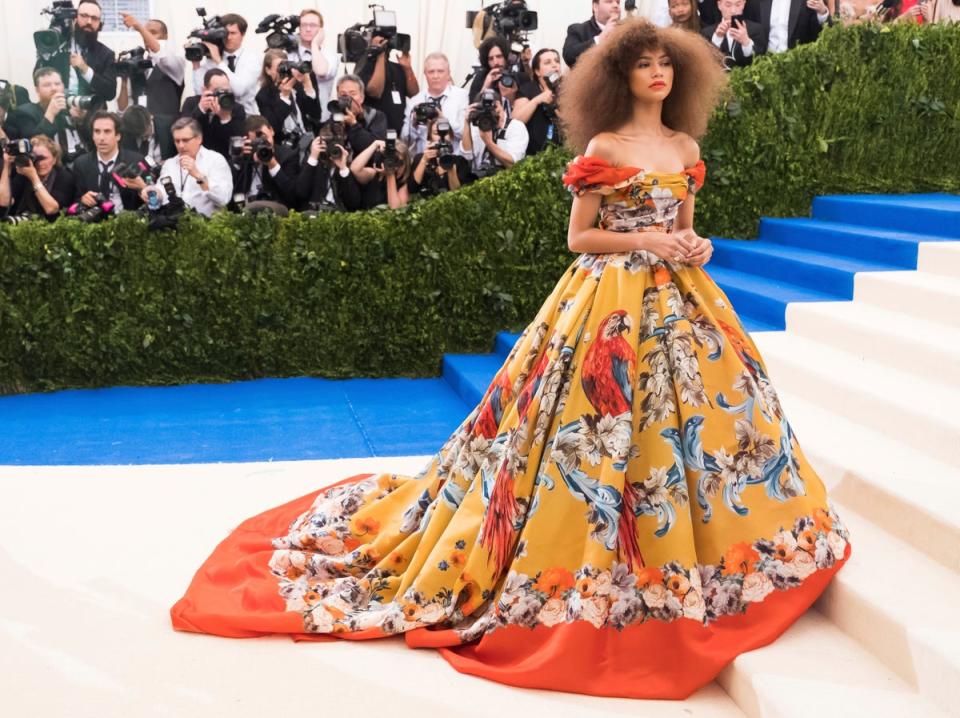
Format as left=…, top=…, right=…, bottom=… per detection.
left=1, top=23, right=958, bottom=394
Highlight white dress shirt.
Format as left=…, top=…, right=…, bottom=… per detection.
left=157, top=146, right=233, bottom=217
left=767, top=0, right=792, bottom=53
left=712, top=26, right=755, bottom=57
left=460, top=119, right=529, bottom=174
left=401, top=84, right=470, bottom=156
left=96, top=149, right=122, bottom=208
left=193, top=46, right=260, bottom=115
left=288, top=44, right=341, bottom=122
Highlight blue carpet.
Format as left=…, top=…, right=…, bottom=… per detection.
left=0, top=377, right=470, bottom=465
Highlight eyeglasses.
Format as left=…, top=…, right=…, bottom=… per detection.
left=173, top=135, right=199, bottom=144
left=77, top=12, right=101, bottom=21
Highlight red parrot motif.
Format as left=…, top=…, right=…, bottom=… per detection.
left=717, top=319, right=765, bottom=384
left=618, top=479, right=645, bottom=571
left=516, top=350, right=550, bottom=420
left=474, top=368, right=512, bottom=439
left=480, top=459, right=519, bottom=576
left=581, top=310, right=637, bottom=417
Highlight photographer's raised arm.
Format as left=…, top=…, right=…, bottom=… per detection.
left=363, top=40, right=388, bottom=99
left=0, top=156, right=13, bottom=207
left=350, top=140, right=383, bottom=184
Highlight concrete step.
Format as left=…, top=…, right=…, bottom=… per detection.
left=775, top=389, right=960, bottom=573
left=853, top=270, right=960, bottom=328
left=752, top=331, right=960, bottom=467
left=918, top=241, right=960, bottom=280
left=719, top=611, right=948, bottom=718
left=710, top=238, right=902, bottom=297
left=812, top=194, right=960, bottom=239
left=785, top=300, right=960, bottom=378
left=816, top=505, right=960, bottom=717
left=707, top=266, right=839, bottom=329
left=757, top=217, right=947, bottom=266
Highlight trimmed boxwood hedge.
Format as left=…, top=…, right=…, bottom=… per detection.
left=1, top=23, right=958, bottom=394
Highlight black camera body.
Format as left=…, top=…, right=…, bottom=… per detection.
left=339, top=9, right=411, bottom=64
left=327, top=94, right=353, bottom=115
left=66, top=94, right=95, bottom=111
left=466, top=1, right=538, bottom=44
left=185, top=8, right=228, bottom=62
left=256, top=14, right=300, bottom=53
left=278, top=59, right=312, bottom=80
left=35, top=1, right=77, bottom=57
left=319, top=114, right=347, bottom=162
left=116, top=47, right=154, bottom=78
left=469, top=89, right=499, bottom=133
left=434, top=119, right=455, bottom=170
left=250, top=137, right=274, bottom=163
left=67, top=193, right=115, bottom=223
left=4, top=139, right=37, bottom=169
left=114, top=158, right=161, bottom=185
left=211, top=88, right=236, bottom=112
left=414, top=98, right=442, bottom=126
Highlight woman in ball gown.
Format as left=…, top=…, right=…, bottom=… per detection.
left=172, top=19, right=850, bottom=700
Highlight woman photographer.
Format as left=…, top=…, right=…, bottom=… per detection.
left=408, top=119, right=471, bottom=199
left=255, top=49, right=322, bottom=145
left=510, top=49, right=563, bottom=156
left=296, top=134, right=364, bottom=212
left=349, top=135, right=412, bottom=209
left=0, top=135, right=75, bottom=221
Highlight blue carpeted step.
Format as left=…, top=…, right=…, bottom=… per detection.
left=441, top=353, right=503, bottom=408
left=812, top=194, right=960, bottom=238
left=707, top=266, right=840, bottom=329
left=710, top=238, right=902, bottom=298
left=758, top=217, right=951, bottom=265
left=495, top=331, right=523, bottom=358
left=739, top=316, right=781, bottom=333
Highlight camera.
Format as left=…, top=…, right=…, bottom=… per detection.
left=381, top=129, right=402, bottom=172
left=469, top=89, right=499, bottom=133
left=277, top=59, right=312, bottom=80
left=66, top=94, right=95, bottom=111
left=326, top=94, right=352, bottom=115
left=250, top=137, right=274, bottom=163
left=185, top=8, right=228, bottom=62
left=319, top=114, right=347, bottom=161
left=229, top=135, right=246, bottom=163
left=434, top=119, right=455, bottom=170
left=211, top=88, right=236, bottom=112
left=338, top=8, right=411, bottom=64
left=256, top=14, right=300, bottom=53
left=542, top=71, right=560, bottom=122
left=116, top=47, right=153, bottom=78
left=67, top=193, right=115, bottom=223
left=114, top=158, right=161, bottom=185
left=466, top=1, right=538, bottom=46
left=2, top=214, right=38, bottom=225
left=0, top=80, right=19, bottom=113
left=413, top=99, right=442, bottom=126
left=35, top=1, right=77, bottom=57
left=4, top=139, right=37, bottom=169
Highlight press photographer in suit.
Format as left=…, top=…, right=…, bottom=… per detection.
left=563, top=0, right=622, bottom=67
left=71, top=111, right=145, bottom=211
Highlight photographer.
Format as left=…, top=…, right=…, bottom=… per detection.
left=0, top=135, right=75, bottom=221
left=400, top=52, right=469, bottom=156
left=349, top=134, right=412, bottom=209
left=71, top=110, right=144, bottom=211
left=150, top=117, right=232, bottom=217
left=181, top=69, right=246, bottom=158
left=119, top=105, right=163, bottom=165
left=511, top=48, right=563, bottom=156
left=703, top=0, right=767, bottom=68
left=35, top=1, right=117, bottom=110
left=117, top=14, right=185, bottom=160
left=296, top=135, right=364, bottom=212
left=356, top=34, right=419, bottom=134
left=335, top=75, right=388, bottom=155
left=231, top=115, right=300, bottom=209
left=460, top=88, right=528, bottom=180
left=287, top=9, right=341, bottom=121
left=467, top=36, right=537, bottom=107
left=408, top=119, right=471, bottom=199
left=256, top=49, right=321, bottom=146
left=190, top=13, right=259, bottom=115
left=563, top=0, right=622, bottom=68
left=4, top=68, right=90, bottom=164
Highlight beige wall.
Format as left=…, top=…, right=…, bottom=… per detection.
left=1, top=0, right=598, bottom=104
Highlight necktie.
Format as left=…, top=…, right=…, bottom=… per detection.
left=227, top=55, right=237, bottom=72
left=99, top=160, right=114, bottom=196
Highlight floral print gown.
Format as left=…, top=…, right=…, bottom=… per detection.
left=172, top=155, right=850, bottom=700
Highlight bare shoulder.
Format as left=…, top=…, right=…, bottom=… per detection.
left=670, top=131, right=701, bottom=167
left=583, top=133, right=619, bottom=162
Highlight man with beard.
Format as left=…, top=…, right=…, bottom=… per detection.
left=34, top=0, right=118, bottom=111
left=3, top=68, right=91, bottom=164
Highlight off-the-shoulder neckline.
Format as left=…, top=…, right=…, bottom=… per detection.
left=575, top=155, right=703, bottom=176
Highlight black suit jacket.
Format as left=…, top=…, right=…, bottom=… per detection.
left=71, top=148, right=146, bottom=210
left=697, top=0, right=723, bottom=26
left=181, top=95, right=247, bottom=158
left=37, top=40, right=118, bottom=109
left=3, top=102, right=92, bottom=163
left=745, top=0, right=827, bottom=48
left=232, top=144, right=300, bottom=208
left=255, top=85, right=323, bottom=143
left=562, top=18, right=602, bottom=68
left=701, top=20, right=769, bottom=67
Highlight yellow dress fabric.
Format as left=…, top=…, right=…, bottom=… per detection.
left=171, top=156, right=850, bottom=699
